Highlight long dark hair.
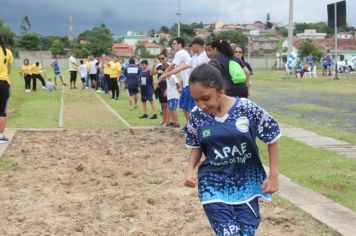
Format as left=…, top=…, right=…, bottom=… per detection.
left=189, top=63, right=224, bottom=92
left=0, top=34, right=7, bottom=64
left=212, top=40, right=234, bottom=58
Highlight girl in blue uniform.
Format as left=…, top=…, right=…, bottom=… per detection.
left=185, top=63, right=280, bottom=236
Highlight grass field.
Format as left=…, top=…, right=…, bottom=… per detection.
left=3, top=68, right=356, bottom=213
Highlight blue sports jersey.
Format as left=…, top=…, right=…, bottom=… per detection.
left=186, top=98, right=281, bottom=205
left=124, top=64, right=140, bottom=89
left=52, top=61, right=60, bottom=73
left=139, top=69, right=154, bottom=89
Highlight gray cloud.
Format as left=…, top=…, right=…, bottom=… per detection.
left=0, top=0, right=355, bottom=36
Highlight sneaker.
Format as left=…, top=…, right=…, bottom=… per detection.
left=150, top=114, right=158, bottom=119
left=42, top=86, right=46, bottom=90
left=171, top=123, right=180, bottom=128
left=166, top=122, right=174, bottom=127
left=62, top=83, right=67, bottom=86
left=139, top=114, right=148, bottom=119
left=157, top=122, right=166, bottom=127
left=180, top=125, right=188, bottom=134
left=0, top=136, right=9, bottom=144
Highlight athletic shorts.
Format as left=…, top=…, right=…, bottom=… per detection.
left=70, top=71, right=77, bottom=82
left=128, top=87, right=139, bottom=96
left=54, top=71, right=61, bottom=77
left=203, top=198, right=261, bottom=236
left=0, top=80, right=10, bottom=117
left=168, top=98, right=178, bottom=110
left=140, top=88, right=154, bottom=102
left=179, top=86, right=195, bottom=112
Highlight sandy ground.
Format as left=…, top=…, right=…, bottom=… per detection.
left=0, top=129, right=339, bottom=236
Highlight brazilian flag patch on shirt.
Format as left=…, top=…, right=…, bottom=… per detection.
left=202, top=129, right=211, bottom=138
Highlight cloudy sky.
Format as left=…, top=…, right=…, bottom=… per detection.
left=1, top=0, right=355, bottom=37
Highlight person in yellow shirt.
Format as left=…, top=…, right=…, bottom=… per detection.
left=31, top=61, right=46, bottom=90
left=20, top=58, right=33, bottom=93
left=109, top=55, right=122, bottom=99
left=0, top=34, right=13, bottom=143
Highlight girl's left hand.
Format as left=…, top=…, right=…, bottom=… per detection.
left=262, top=175, right=279, bottom=194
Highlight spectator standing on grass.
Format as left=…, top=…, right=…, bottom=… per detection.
left=124, top=57, right=140, bottom=110
left=79, top=60, right=88, bottom=89
left=165, top=74, right=180, bottom=127
left=211, top=40, right=251, bottom=98
left=68, top=52, right=78, bottom=89
left=322, top=50, right=332, bottom=76
left=233, top=45, right=253, bottom=76
left=109, top=56, right=121, bottom=100
left=0, top=34, right=13, bottom=143
left=159, top=37, right=192, bottom=134
left=185, top=63, right=280, bottom=236
left=151, top=50, right=170, bottom=127
left=88, top=56, right=98, bottom=90
left=51, top=55, right=66, bottom=86
left=20, top=58, right=32, bottom=93
left=31, top=61, right=46, bottom=90
left=138, top=60, right=157, bottom=119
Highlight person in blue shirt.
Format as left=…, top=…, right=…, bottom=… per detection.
left=138, top=60, right=157, bottom=119
left=123, top=57, right=140, bottom=110
left=51, top=55, right=66, bottom=86
left=185, top=63, right=280, bottom=236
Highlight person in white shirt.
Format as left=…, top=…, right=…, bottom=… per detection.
left=89, top=56, right=98, bottom=90
left=79, top=60, right=88, bottom=89
left=166, top=74, right=180, bottom=128
left=159, top=37, right=192, bottom=134
left=68, top=52, right=78, bottom=89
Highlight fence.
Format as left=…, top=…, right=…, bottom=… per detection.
left=12, top=56, right=277, bottom=70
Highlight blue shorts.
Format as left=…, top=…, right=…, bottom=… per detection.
left=203, top=198, right=261, bottom=236
left=168, top=98, right=178, bottom=110
left=54, top=71, right=61, bottom=77
left=179, top=86, right=195, bottom=112
left=128, top=88, right=138, bottom=96
left=141, top=88, right=154, bottom=102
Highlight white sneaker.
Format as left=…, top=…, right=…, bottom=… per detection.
left=42, top=86, right=46, bottom=90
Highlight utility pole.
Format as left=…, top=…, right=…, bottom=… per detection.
left=177, top=0, right=181, bottom=37
left=334, top=2, right=339, bottom=79
left=68, top=13, right=74, bottom=41
left=287, top=0, right=294, bottom=54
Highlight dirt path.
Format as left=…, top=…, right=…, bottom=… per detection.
left=0, top=129, right=339, bottom=235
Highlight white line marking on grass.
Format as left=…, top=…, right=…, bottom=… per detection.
left=94, top=93, right=132, bottom=128
left=59, top=86, right=64, bottom=128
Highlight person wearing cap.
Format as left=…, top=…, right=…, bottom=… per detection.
left=158, top=37, right=192, bottom=134
left=159, top=37, right=210, bottom=133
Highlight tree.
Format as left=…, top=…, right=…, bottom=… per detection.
left=159, top=37, right=168, bottom=46
left=266, top=13, right=273, bottom=30
left=298, top=39, right=323, bottom=61
left=72, top=43, right=91, bottom=58
left=160, top=26, right=169, bottom=33
left=17, top=32, right=41, bottom=50
left=0, top=20, right=16, bottom=48
left=208, top=30, right=248, bottom=46
left=20, top=15, right=32, bottom=35
left=77, top=24, right=113, bottom=56
left=276, top=26, right=288, bottom=37
left=50, top=39, right=65, bottom=55
left=134, top=42, right=152, bottom=58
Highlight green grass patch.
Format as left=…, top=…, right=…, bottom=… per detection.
left=98, top=90, right=187, bottom=127
left=259, top=136, right=356, bottom=211
left=7, top=68, right=61, bottom=128
left=287, top=103, right=338, bottom=113
left=0, top=157, right=15, bottom=173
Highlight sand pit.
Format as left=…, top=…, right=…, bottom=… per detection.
left=0, top=129, right=338, bottom=235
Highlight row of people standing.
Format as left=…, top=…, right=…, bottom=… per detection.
left=19, top=59, right=47, bottom=92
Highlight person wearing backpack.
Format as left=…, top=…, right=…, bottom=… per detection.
left=211, top=40, right=251, bottom=98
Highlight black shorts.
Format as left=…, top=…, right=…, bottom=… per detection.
left=70, top=71, right=77, bottom=82
left=158, top=80, right=168, bottom=103
left=225, top=83, right=248, bottom=98
left=0, top=80, right=10, bottom=117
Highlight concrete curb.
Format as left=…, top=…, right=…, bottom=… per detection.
left=0, top=128, right=17, bottom=159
